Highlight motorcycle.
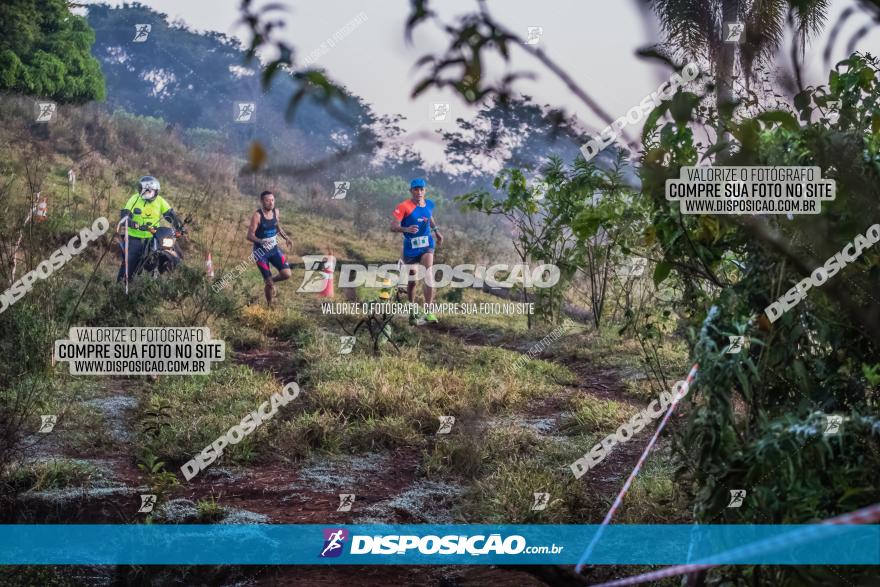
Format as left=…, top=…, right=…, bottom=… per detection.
left=122, top=214, right=192, bottom=279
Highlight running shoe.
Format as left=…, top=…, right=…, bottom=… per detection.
left=424, top=312, right=439, bottom=324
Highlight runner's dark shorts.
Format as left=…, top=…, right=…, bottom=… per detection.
left=255, top=245, right=290, bottom=279
left=402, top=248, right=434, bottom=265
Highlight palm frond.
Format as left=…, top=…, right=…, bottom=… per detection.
left=741, top=0, right=788, bottom=81
left=648, top=0, right=715, bottom=55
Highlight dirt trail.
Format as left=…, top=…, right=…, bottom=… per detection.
left=222, top=333, right=557, bottom=586
left=430, top=321, right=664, bottom=504
left=232, top=338, right=299, bottom=383
left=16, top=320, right=650, bottom=585
left=253, top=565, right=550, bottom=586
left=176, top=449, right=426, bottom=524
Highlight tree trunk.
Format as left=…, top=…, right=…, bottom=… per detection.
left=715, top=0, right=740, bottom=163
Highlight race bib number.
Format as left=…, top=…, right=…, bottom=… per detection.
left=410, top=235, right=430, bottom=249
left=261, top=236, right=277, bottom=249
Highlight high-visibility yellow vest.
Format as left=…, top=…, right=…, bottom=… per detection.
left=121, top=193, right=171, bottom=239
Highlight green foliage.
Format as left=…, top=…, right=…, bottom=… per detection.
left=558, top=397, right=634, bottom=436
left=640, top=51, right=880, bottom=584
left=0, top=300, right=58, bottom=387
left=0, top=0, right=105, bottom=102
left=183, top=127, right=225, bottom=151
left=457, top=154, right=651, bottom=327
left=137, top=365, right=279, bottom=465
left=196, top=495, right=226, bottom=522
left=441, top=96, right=585, bottom=180
left=466, top=457, right=587, bottom=523
left=0, top=302, right=59, bottom=474
left=141, top=398, right=172, bottom=441
left=81, top=265, right=238, bottom=327
left=276, top=411, right=344, bottom=458
left=571, top=152, right=653, bottom=327
left=403, top=1, right=535, bottom=107
left=456, top=158, right=597, bottom=324
left=137, top=451, right=179, bottom=497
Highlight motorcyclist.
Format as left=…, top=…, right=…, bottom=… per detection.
left=116, top=176, right=185, bottom=283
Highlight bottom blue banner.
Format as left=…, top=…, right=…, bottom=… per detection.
left=0, top=524, right=877, bottom=565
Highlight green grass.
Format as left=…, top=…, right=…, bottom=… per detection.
left=614, top=448, right=684, bottom=523
left=549, top=324, right=690, bottom=402
left=302, top=336, right=565, bottom=426
left=262, top=320, right=576, bottom=458
left=237, top=305, right=306, bottom=339
left=220, top=321, right=266, bottom=351
left=559, top=396, right=637, bottom=436
left=454, top=431, right=685, bottom=524
left=435, top=287, right=534, bottom=337
left=345, top=415, right=424, bottom=451
left=422, top=426, right=540, bottom=481
left=0, top=103, right=693, bottom=534
left=274, top=411, right=345, bottom=458
left=34, top=377, right=122, bottom=454
left=60, top=405, right=115, bottom=452
left=290, top=209, right=400, bottom=264
left=2, top=459, right=104, bottom=492
left=465, top=455, right=590, bottom=523
left=275, top=411, right=424, bottom=458
left=196, top=496, right=226, bottom=522
left=137, top=365, right=286, bottom=465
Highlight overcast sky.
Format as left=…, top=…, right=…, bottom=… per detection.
left=85, top=0, right=880, bottom=165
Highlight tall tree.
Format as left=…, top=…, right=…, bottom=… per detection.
left=442, top=96, right=584, bottom=178
left=646, top=0, right=828, bottom=134
left=0, top=0, right=105, bottom=102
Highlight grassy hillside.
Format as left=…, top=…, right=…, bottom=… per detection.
left=0, top=95, right=691, bottom=585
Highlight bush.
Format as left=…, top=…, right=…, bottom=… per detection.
left=0, top=301, right=60, bottom=477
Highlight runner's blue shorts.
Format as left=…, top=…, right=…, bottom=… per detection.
left=402, top=248, right=434, bottom=265
left=255, top=246, right=290, bottom=279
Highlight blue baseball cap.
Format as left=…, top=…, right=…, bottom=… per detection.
left=410, top=178, right=426, bottom=189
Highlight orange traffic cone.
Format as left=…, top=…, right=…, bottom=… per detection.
left=206, top=252, right=214, bottom=279
left=34, top=194, right=48, bottom=223
left=319, top=255, right=335, bottom=297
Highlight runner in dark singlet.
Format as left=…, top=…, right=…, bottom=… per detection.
left=247, top=190, right=293, bottom=306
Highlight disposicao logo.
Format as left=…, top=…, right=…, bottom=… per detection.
left=320, top=528, right=348, bottom=558
left=317, top=530, right=562, bottom=557
left=298, top=259, right=561, bottom=292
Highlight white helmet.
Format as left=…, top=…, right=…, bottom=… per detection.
left=138, top=176, right=160, bottom=201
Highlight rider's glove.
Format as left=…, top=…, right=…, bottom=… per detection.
left=163, top=208, right=185, bottom=232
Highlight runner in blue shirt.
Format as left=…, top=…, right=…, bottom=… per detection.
left=390, top=178, right=444, bottom=324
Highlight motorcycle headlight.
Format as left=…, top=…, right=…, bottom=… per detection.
left=161, top=238, right=174, bottom=248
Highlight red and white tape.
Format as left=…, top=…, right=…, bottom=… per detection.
left=576, top=364, right=700, bottom=572
left=586, top=502, right=880, bottom=587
